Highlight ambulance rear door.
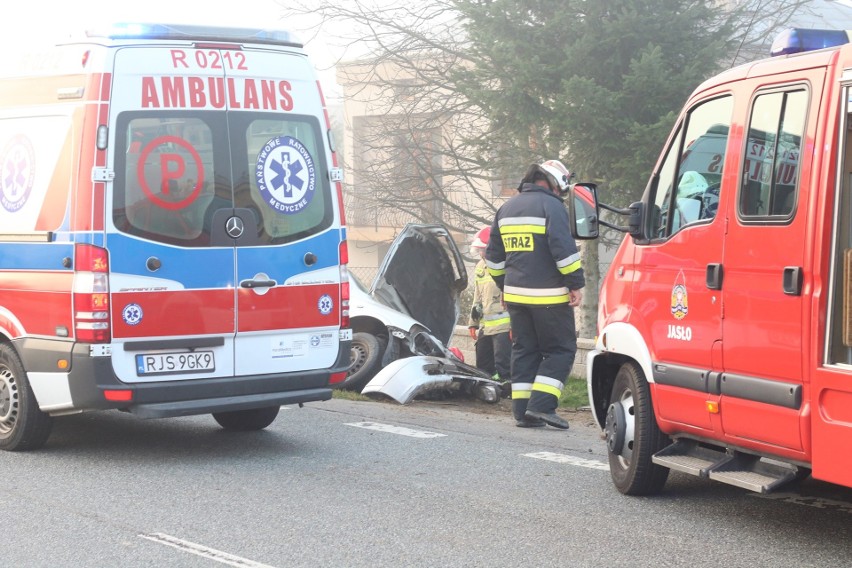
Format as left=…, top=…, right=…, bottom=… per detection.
left=225, top=47, right=342, bottom=376
left=105, top=43, right=341, bottom=383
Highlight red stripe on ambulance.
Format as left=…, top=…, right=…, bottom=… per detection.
left=237, top=284, right=340, bottom=332
left=111, top=290, right=234, bottom=338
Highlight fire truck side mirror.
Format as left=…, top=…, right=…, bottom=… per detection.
left=568, top=183, right=599, bottom=240
left=627, top=201, right=644, bottom=238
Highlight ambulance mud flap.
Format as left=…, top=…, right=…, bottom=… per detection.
left=361, top=356, right=504, bottom=405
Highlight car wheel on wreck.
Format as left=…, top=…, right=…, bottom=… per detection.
left=340, top=331, right=387, bottom=392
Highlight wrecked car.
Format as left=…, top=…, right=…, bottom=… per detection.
left=339, top=223, right=504, bottom=404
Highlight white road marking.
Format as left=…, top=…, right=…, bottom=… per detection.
left=139, top=533, right=276, bottom=568
left=755, top=492, right=852, bottom=513
left=524, top=451, right=610, bottom=471
left=345, top=421, right=447, bottom=438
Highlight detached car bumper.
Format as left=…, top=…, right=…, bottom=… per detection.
left=361, top=355, right=505, bottom=404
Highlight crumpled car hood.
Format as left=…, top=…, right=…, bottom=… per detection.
left=361, top=355, right=504, bottom=405
left=370, top=224, right=467, bottom=346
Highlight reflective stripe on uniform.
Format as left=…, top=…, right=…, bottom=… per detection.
left=512, top=382, right=533, bottom=399
left=486, top=259, right=505, bottom=277
left=500, top=224, right=546, bottom=235
left=532, top=375, right=564, bottom=398
left=503, top=284, right=570, bottom=305
left=482, top=314, right=510, bottom=327
left=498, top=216, right=546, bottom=231
left=556, top=252, right=582, bottom=275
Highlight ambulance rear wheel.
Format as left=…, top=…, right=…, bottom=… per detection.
left=0, top=343, right=53, bottom=451
left=212, top=406, right=280, bottom=431
left=606, top=362, right=669, bottom=495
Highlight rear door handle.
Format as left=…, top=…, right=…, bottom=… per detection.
left=240, top=278, right=276, bottom=289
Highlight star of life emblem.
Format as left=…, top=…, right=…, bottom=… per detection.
left=0, top=134, right=36, bottom=213
left=255, top=136, right=317, bottom=215
left=122, top=303, right=144, bottom=326
left=318, top=294, right=333, bottom=315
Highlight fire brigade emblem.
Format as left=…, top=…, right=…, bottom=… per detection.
left=255, top=136, right=316, bottom=215
left=0, top=134, right=36, bottom=213
left=671, top=283, right=688, bottom=320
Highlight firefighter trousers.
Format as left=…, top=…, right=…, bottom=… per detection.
left=507, top=303, right=577, bottom=421
left=475, top=329, right=512, bottom=381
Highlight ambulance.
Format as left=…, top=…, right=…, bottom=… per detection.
left=570, top=28, right=852, bottom=494
left=0, top=23, right=352, bottom=450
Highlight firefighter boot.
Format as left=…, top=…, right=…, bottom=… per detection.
left=525, top=410, right=570, bottom=430
left=525, top=388, right=570, bottom=429
left=513, top=398, right=544, bottom=428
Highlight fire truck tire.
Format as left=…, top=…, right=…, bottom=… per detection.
left=212, top=406, right=280, bottom=431
left=0, top=343, right=53, bottom=451
left=606, top=361, right=669, bottom=495
left=340, top=331, right=386, bottom=392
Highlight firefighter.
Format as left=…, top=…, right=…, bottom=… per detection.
left=467, top=226, right=512, bottom=384
left=485, top=159, right=584, bottom=429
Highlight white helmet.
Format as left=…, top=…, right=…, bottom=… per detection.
left=540, top=159, right=573, bottom=193
left=677, top=171, right=708, bottom=198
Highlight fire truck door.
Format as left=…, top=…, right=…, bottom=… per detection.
left=813, top=81, right=852, bottom=487
left=633, top=95, right=731, bottom=434
left=719, top=85, right=815, bottom=453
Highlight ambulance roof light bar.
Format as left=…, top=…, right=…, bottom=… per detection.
left=85, top=22, right=303, bottom=48
left=770, top=28, right=850, bottom=56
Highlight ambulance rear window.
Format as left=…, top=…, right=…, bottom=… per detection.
left=112, top=111, right=333, bottom=247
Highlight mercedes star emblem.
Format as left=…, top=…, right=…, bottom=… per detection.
left=225, top=216, right=245, bottom=238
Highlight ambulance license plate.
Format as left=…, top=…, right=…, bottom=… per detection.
left=135, top=351, right=215, bottom=375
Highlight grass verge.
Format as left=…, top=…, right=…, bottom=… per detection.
left=331, top=389, right=372, bottom=402
left=559, top=376, right=589, bottom=410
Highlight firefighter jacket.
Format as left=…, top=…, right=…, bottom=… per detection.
left=485, top=183, right=585, bottom=305
left=467, top=259, right=511, bottom=335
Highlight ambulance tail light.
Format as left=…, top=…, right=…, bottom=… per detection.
left=340, top=241, right=350, bottom=329
left=770, top=28, right=849, bottom=56
left=73, top=244, right=111, bottom=343
left=329, top=371, right=348, bottom=385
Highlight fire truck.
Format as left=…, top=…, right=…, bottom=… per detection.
left=569, top=28, right=852, bottom=494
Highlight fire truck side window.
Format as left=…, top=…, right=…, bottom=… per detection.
left=740, top=89, right=806, bottom=219
left=827, top=88, right=852, bottom=364
left=650, top=95, right=732, bottom=239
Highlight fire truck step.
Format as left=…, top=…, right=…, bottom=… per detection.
left=652, top=439, right=800, bottom=493
left=652, top=439, right=733, bottom=477
left=707, top=454, right=799, bottom=493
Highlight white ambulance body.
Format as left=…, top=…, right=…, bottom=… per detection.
left=0, top=23, right=351, bottom=450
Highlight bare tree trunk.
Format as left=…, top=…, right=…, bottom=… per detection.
left=577, top=239, right=599, bottom=340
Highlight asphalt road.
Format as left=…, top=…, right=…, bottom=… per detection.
left=2, top=397, right=851, bottom=567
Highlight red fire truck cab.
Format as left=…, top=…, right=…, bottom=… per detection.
left=570, top=28, right=852, bottom=495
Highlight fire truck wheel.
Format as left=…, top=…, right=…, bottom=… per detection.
left=606, top=362, right=669, bottom=495
left=212, top=406, right=280, bottom=431
left=0, top=343, right=53, bottom=451
left=340, top=332, right=386, bottom=392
